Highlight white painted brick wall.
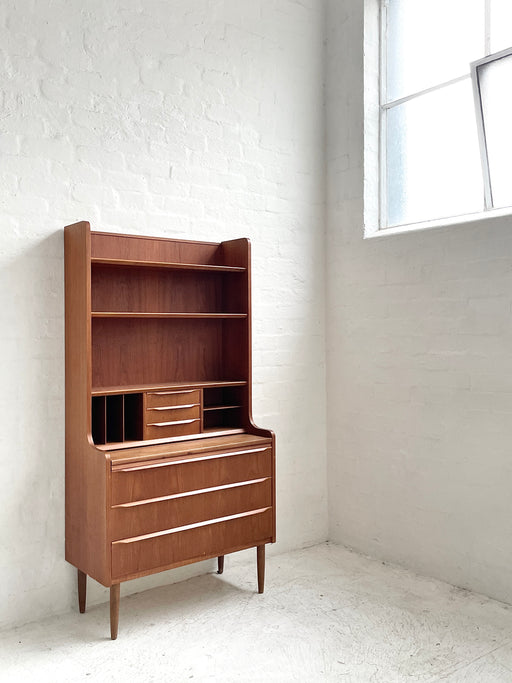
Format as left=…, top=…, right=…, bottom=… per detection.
left=0, top=0, right=327, bottom=630
left=327, top=0, right=512, bottom=605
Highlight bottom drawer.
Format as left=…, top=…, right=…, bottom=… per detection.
left=112, top=507, right=273, bottom=579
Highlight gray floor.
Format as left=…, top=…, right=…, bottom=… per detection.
left=2, top=543, right=512, bottom=682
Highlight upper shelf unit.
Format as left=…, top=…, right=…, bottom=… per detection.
left=89, top=230, right=251, bottom=399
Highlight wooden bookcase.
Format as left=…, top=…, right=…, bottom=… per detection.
left=64, top=222, right=275, bottom=639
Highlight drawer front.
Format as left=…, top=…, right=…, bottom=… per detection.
left=144, top=418, right=201, bottom=440
left=111, top=446, right=272, bottom=505
left=146, top=389, right=201, bottom=409
left=111, top=478, right=272, bottom=541
left=112, top=507, right=273, bottom=579
left=145, top=405, right=200, bottom=425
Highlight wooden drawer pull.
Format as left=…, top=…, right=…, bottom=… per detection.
left=112, top=477, right=270, bottom=508
left=113, top=507, right=270, bottom=544
left=148, top=418, right=199, bottom=427
left=147, top=390, right=196, bottom=396
left=116, top=446, right=270, bottom=472
left=147, top=404, right=199, bottom=411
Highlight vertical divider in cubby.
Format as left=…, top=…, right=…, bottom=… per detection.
left=91, top=396, right=106, bottom=445
left=106, top=395, right=124, bottom=443
left=199, top=388, right=204, bottom=432
left=124, top=393, right=143, bottom=441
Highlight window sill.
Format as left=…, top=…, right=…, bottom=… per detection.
left=364, top=206, right=512, bottom=239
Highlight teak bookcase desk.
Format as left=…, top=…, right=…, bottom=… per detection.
left=64, top=222, right=276, bottom=639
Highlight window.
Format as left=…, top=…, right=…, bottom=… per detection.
left=378, top=0, right=512, bottom=232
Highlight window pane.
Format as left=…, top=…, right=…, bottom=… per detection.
left=386, top=79, right=484, bottom=227
left=490, top=0, right=512, bottom=52
left=386, top=0, right=485, bottom=102
left=477, top=53, right=512, bottom=209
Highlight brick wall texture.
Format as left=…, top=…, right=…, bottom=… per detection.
left=0, top=0, right=327, bottom=629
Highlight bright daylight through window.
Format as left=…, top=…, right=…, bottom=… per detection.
left=380, top=0, right=512, bottom=230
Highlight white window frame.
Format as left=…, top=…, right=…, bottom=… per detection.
left=471, top=46, right=512, bottom=210
left=364, top=0, right=512, bottom=238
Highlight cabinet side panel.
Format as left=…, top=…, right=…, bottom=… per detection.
left=220, top=240, right=250, bottom=426
left=221, top=239, right=276, bottom=542
left=65, top=222, right=110, bottom=585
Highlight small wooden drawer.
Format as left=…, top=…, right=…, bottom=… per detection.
left=112, top=507, right=273, bottom=579
left=144, top=418, right=201, bottom=440
left=111, top=444, right=272, bottom=505
left=111, top=477, right=272, bottom=541
left=145, top=405, right=200, bottom=425
left=146, top=389, right=201, bottom=409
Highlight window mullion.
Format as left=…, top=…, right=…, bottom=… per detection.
left=471, top=47, right=512, bottom=211
left=382, top=74, right=470, bottom=111
left=485, top=0, right=491, bottom=55
left=471, top=62, right=493, bottom=209
left=379, top=0, right=388, bottom=229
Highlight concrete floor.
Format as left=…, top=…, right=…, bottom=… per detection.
left=2, top=543, right=512, bottom=682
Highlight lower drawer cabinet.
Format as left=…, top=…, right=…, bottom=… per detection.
left=112, top=507, right=273, bottom=579
left=111, top=477, right=272, bottom=540
left=111, top=444, right=272, bottom=505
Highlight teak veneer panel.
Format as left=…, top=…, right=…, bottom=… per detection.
left=91, top=317, right=226, bottom=388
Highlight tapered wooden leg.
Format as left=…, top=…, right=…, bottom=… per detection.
left=110, top=584, right=120, bottom=640
left=257, top=544, right=265, bottom=594
left=217, top=555, right=224, bottom=574
left=77, top=569, right=87, bottom=613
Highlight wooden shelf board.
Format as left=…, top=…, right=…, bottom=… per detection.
left=91, top=380, right=247, bottom=396
left=91, top=312, right=247, bottom=319
left=91, top=257, right=245, bottom=273
left=203, top=405, right=241, bottom=412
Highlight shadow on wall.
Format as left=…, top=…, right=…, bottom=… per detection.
left=0, top=229, right=75, bottom=628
